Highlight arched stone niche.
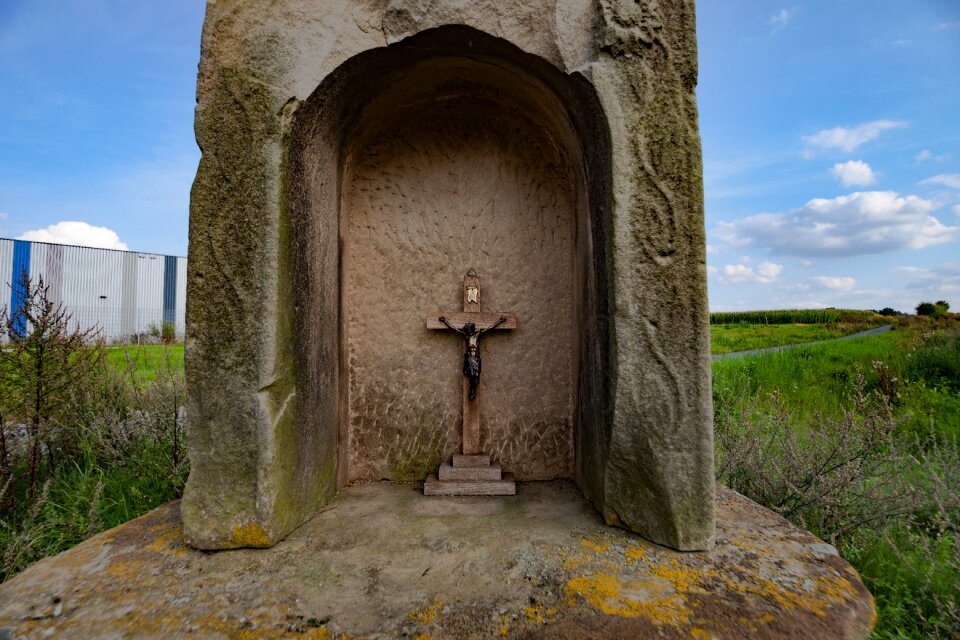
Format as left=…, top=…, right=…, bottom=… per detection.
left=183, top=3, right=714, bottom=553
left=288, top=24, right=613, bottom=498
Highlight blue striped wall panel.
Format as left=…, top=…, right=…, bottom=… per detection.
left=10, top=240, right=31, bottom=336
left=162, top=255, right=177, bottom=326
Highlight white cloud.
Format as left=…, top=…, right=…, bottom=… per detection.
left=783, top=300, right=829, bottom=309
left=830, top=160, right=876, bottom=187
left=921, top=173, right=960, bottom=189
left=0, top=211, right=8, bottom=221
left=803, top=120, right=907, bottom=153
left=811, top=276, right=856, bottom=291
left=769, top=8, right=796, bottom=31
left=799, top=259, right=815, bottom=268
left=706, top=243, right=719, bottom=256
left=953, top=205, right=960, bottom=217
left=914, top=149, right=949, bottom=163
left=898, top=263, right=960, bottom=295
left=717, top=261, right=783, bottom=284
left=18, top=221, right=128, bottom=250
left=717, top=191, right=957, bottom=257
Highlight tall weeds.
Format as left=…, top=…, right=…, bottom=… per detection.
left=715, top=336, right=960, bottom=639
left=0, top=274, right=186, bottom=581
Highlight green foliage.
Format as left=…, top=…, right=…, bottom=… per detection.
left=714, top=325, right=960, bottom=638
left=916, top=301, right=950, bottom=319
left=0, top=273, right=186, bottom=581
left=903, top=332, right=960, bottom=393
left=878, top=307, right=903, bottom=317
left=710, top=308, right=879, bottom=325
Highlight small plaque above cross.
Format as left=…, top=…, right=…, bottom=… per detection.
left=423, top=270, right=517, bottom=495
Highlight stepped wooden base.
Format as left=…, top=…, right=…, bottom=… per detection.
left=424, top=472, right=516, bottom=496
left=425, top=452, right=516, bottom=496
left=439, top=461, right=502, bottom=481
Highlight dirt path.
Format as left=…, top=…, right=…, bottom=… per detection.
left=712, top=324, right=894, bottom=361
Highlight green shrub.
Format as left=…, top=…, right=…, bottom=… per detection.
left=0, top=274, right=186, bottom=581
left=904, top=332, right=960, bottom=392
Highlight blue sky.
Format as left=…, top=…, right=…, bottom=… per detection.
left=0, top=1, right=958, bottom=312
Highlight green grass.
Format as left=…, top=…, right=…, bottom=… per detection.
left=713, top=325, right=960, bottom=637
left=105, top=343, right=184, bottom=381
left=713, top=328, right=960, bottom=440
left=710, top=322, right=879, bottom=354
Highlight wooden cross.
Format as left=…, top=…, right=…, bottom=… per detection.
left=425, top=270, right=517, bottom=456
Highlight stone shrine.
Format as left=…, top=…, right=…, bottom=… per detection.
left=182, top=0, right=716, bottom=552
left=0, top=2, right=877, bottom=637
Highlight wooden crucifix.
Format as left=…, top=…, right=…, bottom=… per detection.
left=425, top=270, right=517, bottom=456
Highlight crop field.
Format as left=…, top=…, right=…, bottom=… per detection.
left=710, top=308, right=881, bottom=325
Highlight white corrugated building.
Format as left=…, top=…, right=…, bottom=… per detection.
left=0, top=238, right=187, bottom=343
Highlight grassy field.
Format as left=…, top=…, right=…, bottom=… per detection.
left=709, top=322, right=883, bottom=354
left=713, top=322, right=960, bottom=637
left=105, top=343, right=184, bottom=381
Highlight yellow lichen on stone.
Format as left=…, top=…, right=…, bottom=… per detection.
left=650, top=560, right=713, bottom=592
left=716, top=569, right=860, bottom=619
left=497, top=614, right=510, bottom=638
left=231, top=522, right=272, bottom=547
left=579, top=537, right=611, bottom=554
left=408, top=598, right=444, bottom=624
left=524, top=603, right=557, bottom=624
left=145, top=526, right=189, bottom=557
left=624, top=544, right=646, bottom=563
left=564, top=571, right=690, bottom=625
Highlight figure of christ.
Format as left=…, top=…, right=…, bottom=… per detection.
left=439, top=315, right=507, bottom=400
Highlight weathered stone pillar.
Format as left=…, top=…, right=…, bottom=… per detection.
left=183, top=0, right=715, bottom=552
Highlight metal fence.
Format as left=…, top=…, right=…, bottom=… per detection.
left=0, top=238, right=187, bottom=343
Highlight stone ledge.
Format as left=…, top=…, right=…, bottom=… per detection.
left=0, top=482, right=874, bottom=639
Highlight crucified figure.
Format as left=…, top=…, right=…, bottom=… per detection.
left=439, top=315, right=507, bottom=400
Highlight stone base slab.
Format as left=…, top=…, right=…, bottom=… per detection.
left=424, top=472, right=516, bottom=495
left=0, top=482, right=874, bottom=639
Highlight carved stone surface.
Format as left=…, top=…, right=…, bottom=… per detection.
left=183, top=0, right=716, bottom=552
left=344, top=91, right=575, bottom=481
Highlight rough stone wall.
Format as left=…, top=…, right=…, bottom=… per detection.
left=183, top=0, right=714, bottom=551
left=343, top=76, right=576, bottom=481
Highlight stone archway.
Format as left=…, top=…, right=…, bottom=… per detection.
left=282, top=26, right=613, bottom=495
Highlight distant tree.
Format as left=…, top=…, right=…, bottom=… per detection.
left=877, top=308, right=902, bottom=317
left=916, top=301, right=949, bottom=319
